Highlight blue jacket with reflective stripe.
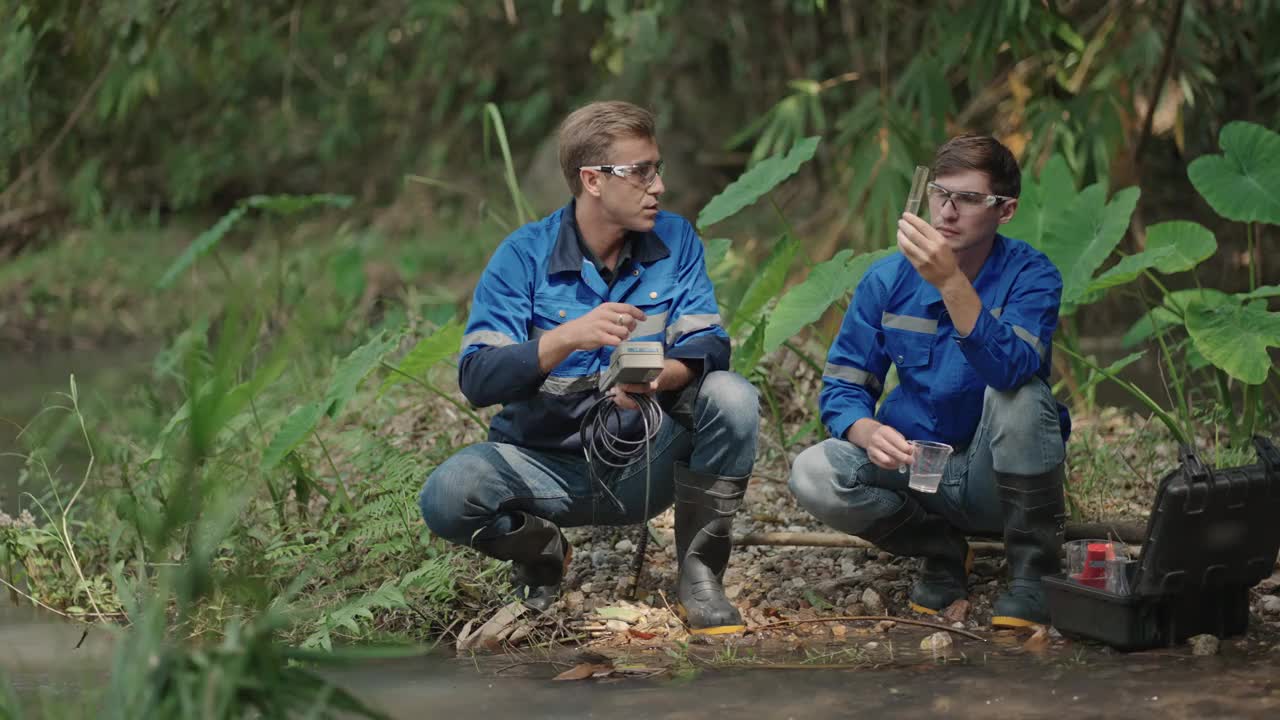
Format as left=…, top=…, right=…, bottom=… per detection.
left=820, top=234, right=1069, bottom=448
left=458, top=201, right=729, bottom=452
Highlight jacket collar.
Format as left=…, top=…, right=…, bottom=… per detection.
left=548, top=199, right=669, bottom=275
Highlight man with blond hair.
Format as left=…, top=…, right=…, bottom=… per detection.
left=789, top=136, right=1070, bottom=628
left=419, top=101, right=758, bottom=634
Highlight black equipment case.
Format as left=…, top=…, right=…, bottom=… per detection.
left=1044, top=436, right=1280, bottom=651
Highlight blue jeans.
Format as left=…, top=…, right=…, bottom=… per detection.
left=789, top=378, right=1065, bottom=537
left=419, top=371, right=759, bottom=546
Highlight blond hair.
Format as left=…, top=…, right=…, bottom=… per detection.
left=558, top=101, right=656, bottom=196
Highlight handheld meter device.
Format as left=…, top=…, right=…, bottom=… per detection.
left=599, top=341, right=665, bottom=392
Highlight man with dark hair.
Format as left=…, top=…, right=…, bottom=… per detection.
left=418, top=101, right=759, bottom=635
left=789, top=135, right=1069, bottom=627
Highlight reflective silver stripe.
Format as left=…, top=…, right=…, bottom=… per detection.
left=823, top=362, right=881, bottom=392
left=540, top=373, right=600, bottom=396
left=461, top=330, right=517, bottom=349
left=990, top=306, right=1004, bottom=319
left=631, top=311, right=668, bottom=338
left=666, top=313, right=722, bottom=344
left=881, top=312, right=937, bottom=334
left=1012, top=325, right=1046, bottom=359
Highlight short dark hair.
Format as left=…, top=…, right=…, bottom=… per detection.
left=932, top=135, right=1021, bottom=198
left=558, top=101, right=656, bottom=196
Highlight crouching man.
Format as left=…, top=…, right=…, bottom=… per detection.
left=419, top=101, right=759, bottom=634
left=789, top=136, right=1069, bottom=627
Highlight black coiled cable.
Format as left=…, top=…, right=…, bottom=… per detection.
left=579, top=390, right=663, bottom=598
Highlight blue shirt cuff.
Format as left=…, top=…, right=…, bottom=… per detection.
left=829, top=408, right=874, bottom=442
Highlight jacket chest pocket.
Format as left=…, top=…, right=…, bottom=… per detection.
left=531, top=293, right=597, bottom=374
left=884, top=330, right=933, bottom=369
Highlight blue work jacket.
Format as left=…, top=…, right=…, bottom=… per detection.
left=820, top=234, right=1069, bottom=449
left=457, top=201, right=729, bottom=453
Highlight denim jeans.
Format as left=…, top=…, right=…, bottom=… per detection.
left=419, top=371, right=759, bottom=546
left=789, top=378, right=1065, bottom=537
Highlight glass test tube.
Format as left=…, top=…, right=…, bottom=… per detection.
left=905, top=165, right=929, bottom=216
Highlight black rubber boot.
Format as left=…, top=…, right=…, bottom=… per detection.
left=471, top=511, right=571, bottom=612
left=991, top=464, right=1066, bottom=628
left=861, top=495, right=971, bottom=615
left=674, top=462, right=749, bottom=635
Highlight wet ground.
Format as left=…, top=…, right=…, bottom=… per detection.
left=5, top=602, right=1280, bottom=718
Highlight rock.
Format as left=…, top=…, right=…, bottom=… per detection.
left=605, top=619, right=630, bottom=633
left=563, top=590, right=585, bottom=612
left=1259, top=595, right=1280, bottom=614
left=879, top=566, right=901, bottom=580
left=590, top=550, right=608, bottom=568
left=940, top=598, right=970, bottom=624
left=861, top=588, right=884, bottom=614
left=876, top=552, right=893, bottom=563
left=580, top=582, right=595, bottom=594
left=615, top=539, right=635, bottom=553
left=1189, top=634, right=1220, bottom=656
left=726, top=583, right=743, bottom=600
left=789, top=577, right=807, bottom=590
left=921, top=632, right=953, bottom=652
left=1257, top=571, right=1280, bottom=594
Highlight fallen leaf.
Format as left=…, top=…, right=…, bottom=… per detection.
left=1023, top=625, right=1050, bottom=653
left=596, top=606, right=645, bottom=623
left=831, top=624, right=848, bottom=638
left=553, top=663, right=614, bottom=681
left=459, top=601, right=527, bottom=652
left=940, top=599, right=970, bottom=624
left=455, top=620, right=475, bottom=648
left=628, top=628, right=657, bottom=640
left=802, top=590, right=832, bottom=610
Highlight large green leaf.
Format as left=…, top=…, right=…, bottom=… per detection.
left=380, top=319, right=465, bottom=394
left=731, top=320, right=767, bottom=377
left=1002, top=154, right=1076, bottom=250
left=763, top=247, right=894, bottom=353
left=703, top=237, right=734, bottom=286
left=1144, top=221, right=1217, bottom=273
left=323, top=331, right=399, bottom=417
left=726, top=235, right=798, bottom=336
left=157, top=206, right=247, bottom=288
left=1091, top=221, right=1216, bottom=296
left=1241, top=284, right=1280, bottom=302
left=1040, top=184, right=1140, bottom=309
left=1085, top=246, right=1180, bottom=296
left=262, top=402, right=325, bottom=469
left=1187, top=121, right=1280, bottom=225
left=1184, top=298, right=1280, bottom=384
left=1120, top=288, right=1232, bottom=348
left=697, top=137, right=821, bottom=229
